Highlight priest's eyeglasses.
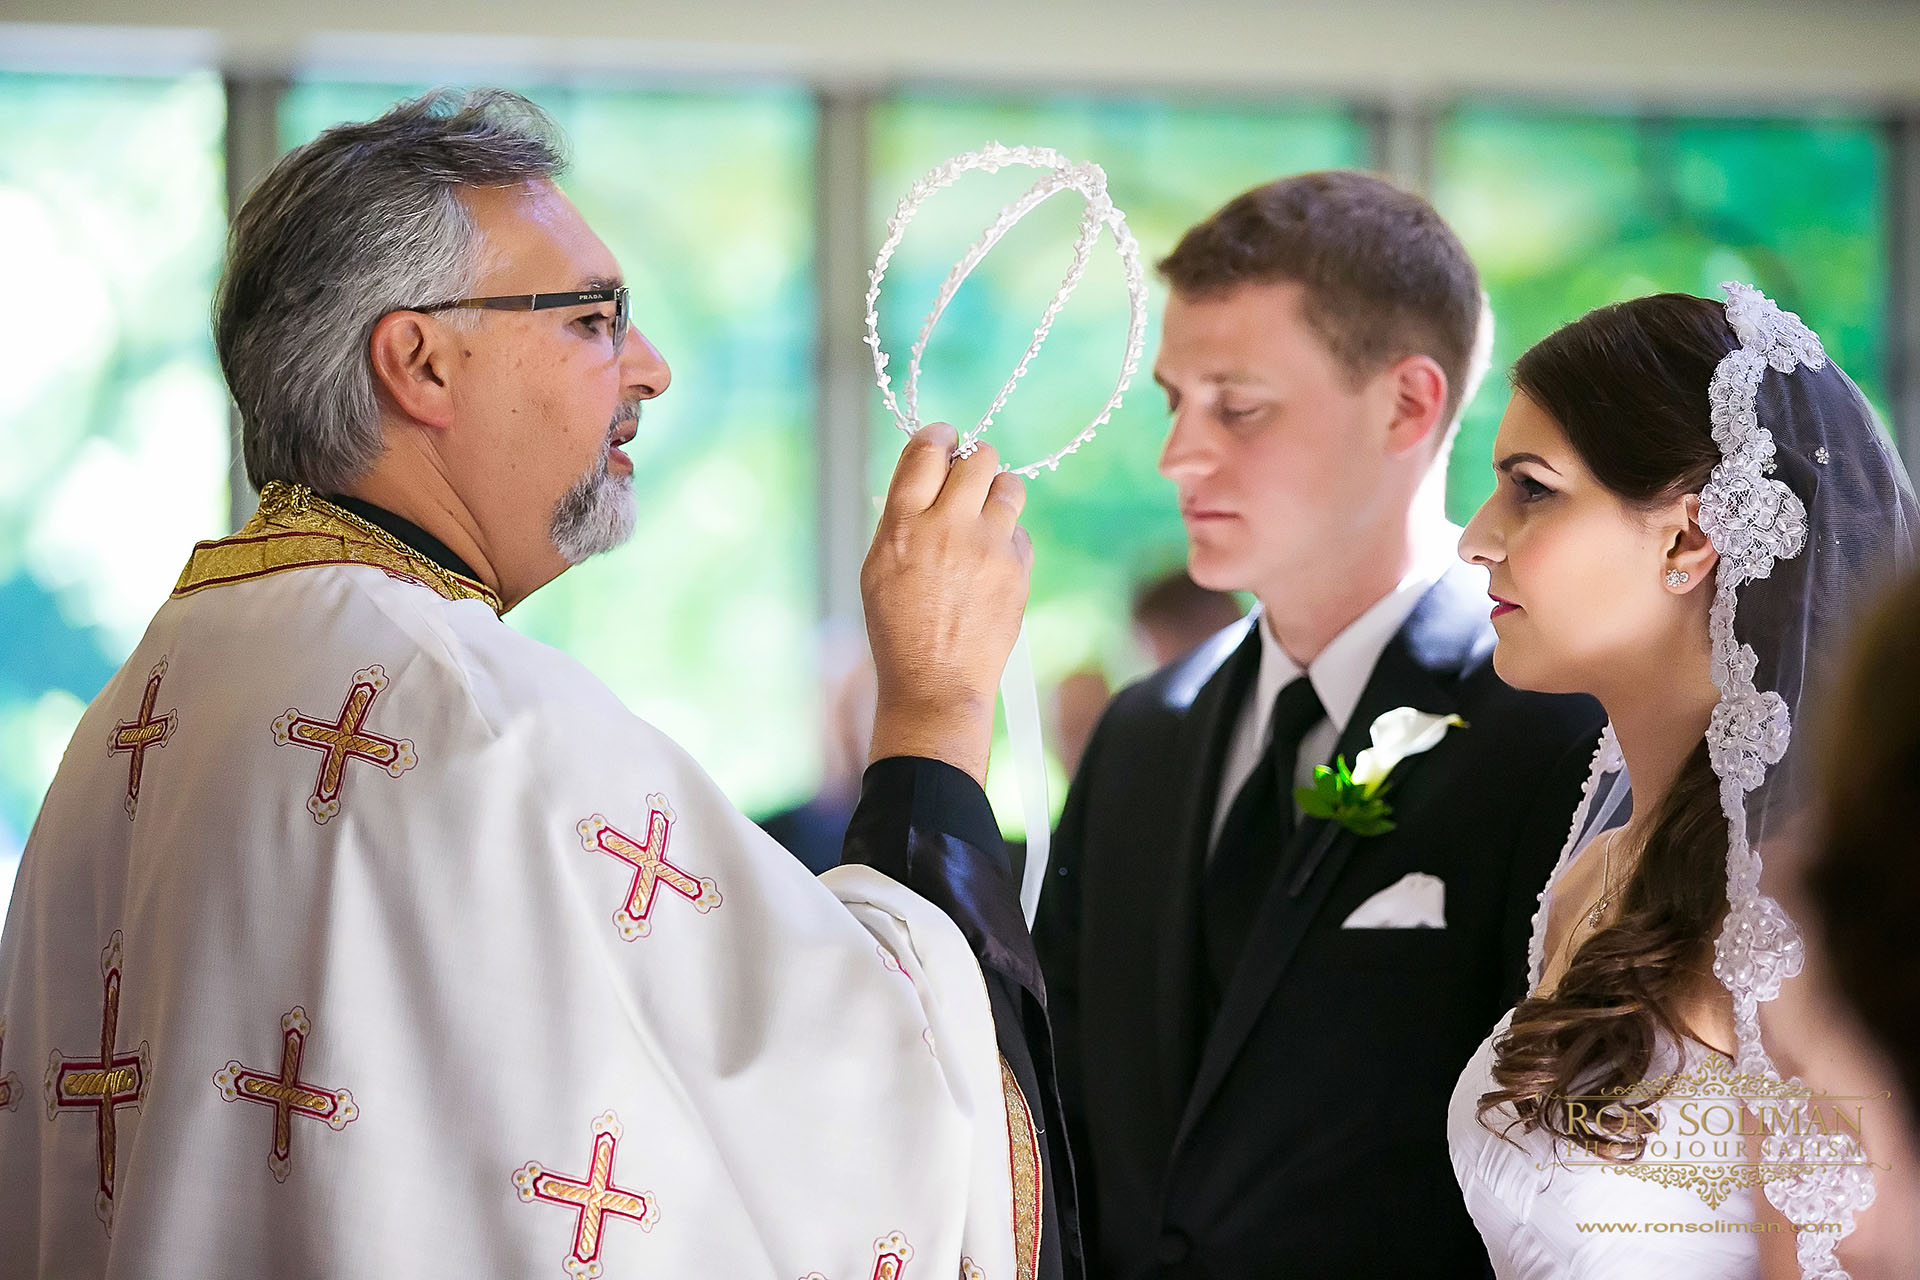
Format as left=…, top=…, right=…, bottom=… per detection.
left=411, top=287, right=630, bottom=355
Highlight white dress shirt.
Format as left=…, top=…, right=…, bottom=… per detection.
left=1210, top=525, right=1468, bottom=851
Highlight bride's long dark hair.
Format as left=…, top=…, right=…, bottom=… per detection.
left=1478, top=294, right=1736, bottom=1157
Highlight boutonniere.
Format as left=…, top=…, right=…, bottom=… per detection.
left=1294, top=707, right=1467, bottom=839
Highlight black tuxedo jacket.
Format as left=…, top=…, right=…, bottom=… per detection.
left=1034, top=567, right=1606, bottom=1279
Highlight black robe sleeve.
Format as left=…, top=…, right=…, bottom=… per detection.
left=840, top=756, right=1083, bottom=1280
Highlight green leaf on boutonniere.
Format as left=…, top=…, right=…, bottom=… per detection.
left=1295, top=760, right=1398, bottom=837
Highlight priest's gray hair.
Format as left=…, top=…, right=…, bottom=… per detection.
left=215, top=88, right=566, bottom=493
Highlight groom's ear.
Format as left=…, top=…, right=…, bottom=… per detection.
left=1381, top=353, right=1449, bottom=459
left=1661, top=492, right=1720, bottom=593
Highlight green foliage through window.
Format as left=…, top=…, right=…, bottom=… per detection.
left=0, top=75, right=1896, bottom=892
left=1434, top=106, right=1888, bottom=522
left=0, top=72, right=229, bottom=894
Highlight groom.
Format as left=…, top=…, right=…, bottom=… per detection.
left=1034, top=173, right=1606, bottom=1278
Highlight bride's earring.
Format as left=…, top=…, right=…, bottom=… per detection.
left=1665, top=569, right=1690, bottom=588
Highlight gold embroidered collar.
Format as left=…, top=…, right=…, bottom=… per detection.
left=173, top=481, right=504, bottom=615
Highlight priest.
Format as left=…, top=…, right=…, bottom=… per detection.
left=0, top=88, right=1067, bottom=1280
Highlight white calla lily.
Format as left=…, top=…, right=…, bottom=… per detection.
left=1349, top=708, right=1467, bottom=792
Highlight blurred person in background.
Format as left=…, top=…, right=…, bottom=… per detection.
left=757, top=625, right=877, bottom=873
left=1051, top=669, right=1114, bottom=782
left=1131, top=568, right=1246, bottom=669
left=1051, top=570, right=1244, bottom=780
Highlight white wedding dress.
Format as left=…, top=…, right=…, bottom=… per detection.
left=1447, top=821, right=1760, bottom=1278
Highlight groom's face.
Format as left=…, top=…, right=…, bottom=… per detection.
left=1155, top=280, right=1402, bottom=602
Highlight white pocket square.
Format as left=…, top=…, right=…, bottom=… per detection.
left=1341, top=872, right=1446, bottom=929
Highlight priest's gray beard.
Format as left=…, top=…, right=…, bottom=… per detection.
left=549, top=408, right=639, bottom=564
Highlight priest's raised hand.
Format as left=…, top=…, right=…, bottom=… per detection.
left=863, top=421, right=1033, bottom=783
left=0, top=89, right=1064, bottom=1280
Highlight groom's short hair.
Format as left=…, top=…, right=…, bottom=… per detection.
left=1159, top=171, right=1490, bottom=429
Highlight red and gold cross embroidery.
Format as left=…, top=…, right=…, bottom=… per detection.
left=797, top=1233, right=915, bottom=1280
left=960, top=1259, right=985, bottom=1280
left=870, top=1232, right=914, bottom=1280
left=213, top=1006, right=359, bottom=1182
left=514, top=1110, right=659, bottom=1279
left=272, top=665, right=418, bottom=825
left=578, top=797, right=721, bottom=941
left=0, top=1018, right=20, bottom=1112
left=107, top=661, right=177, bottom=820
left=44, top=932, right=149, bottom=1227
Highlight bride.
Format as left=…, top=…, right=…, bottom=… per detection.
left=1447, top=285, right=1916, bottom=1278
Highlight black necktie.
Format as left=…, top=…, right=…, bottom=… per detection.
left=1201, top=675, right=1325, bottom=1000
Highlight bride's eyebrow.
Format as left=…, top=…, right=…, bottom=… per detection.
left=1496, top=451, right=1561, bottom=475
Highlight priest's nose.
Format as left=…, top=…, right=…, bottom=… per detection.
left=624, top=328, right=671, bottom=400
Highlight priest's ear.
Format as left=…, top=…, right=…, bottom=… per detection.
left=369, top=309, right=459, bottom=429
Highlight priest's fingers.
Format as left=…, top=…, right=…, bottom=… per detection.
left=981, top=469, right=1028, bottom=540
left=879, top=421, right=959, bottom=523
left=861, top=432, right=1032, bottom=784
left=932, top=440, right=1003, bottom=518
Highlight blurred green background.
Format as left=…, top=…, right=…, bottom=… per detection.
left=0, top=69, right=1892, bottom=899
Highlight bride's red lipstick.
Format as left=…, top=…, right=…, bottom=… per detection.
left=1489, top=593, right=1519, bottom=618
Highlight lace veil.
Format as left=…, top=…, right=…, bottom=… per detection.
left=1526, top=284, right=1918, bottom=1277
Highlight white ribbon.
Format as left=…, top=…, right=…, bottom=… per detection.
left=1001, top=623, right=1051, bottom=926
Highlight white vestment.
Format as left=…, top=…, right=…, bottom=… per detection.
left=0, top=488, right=1036, bottom=1280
